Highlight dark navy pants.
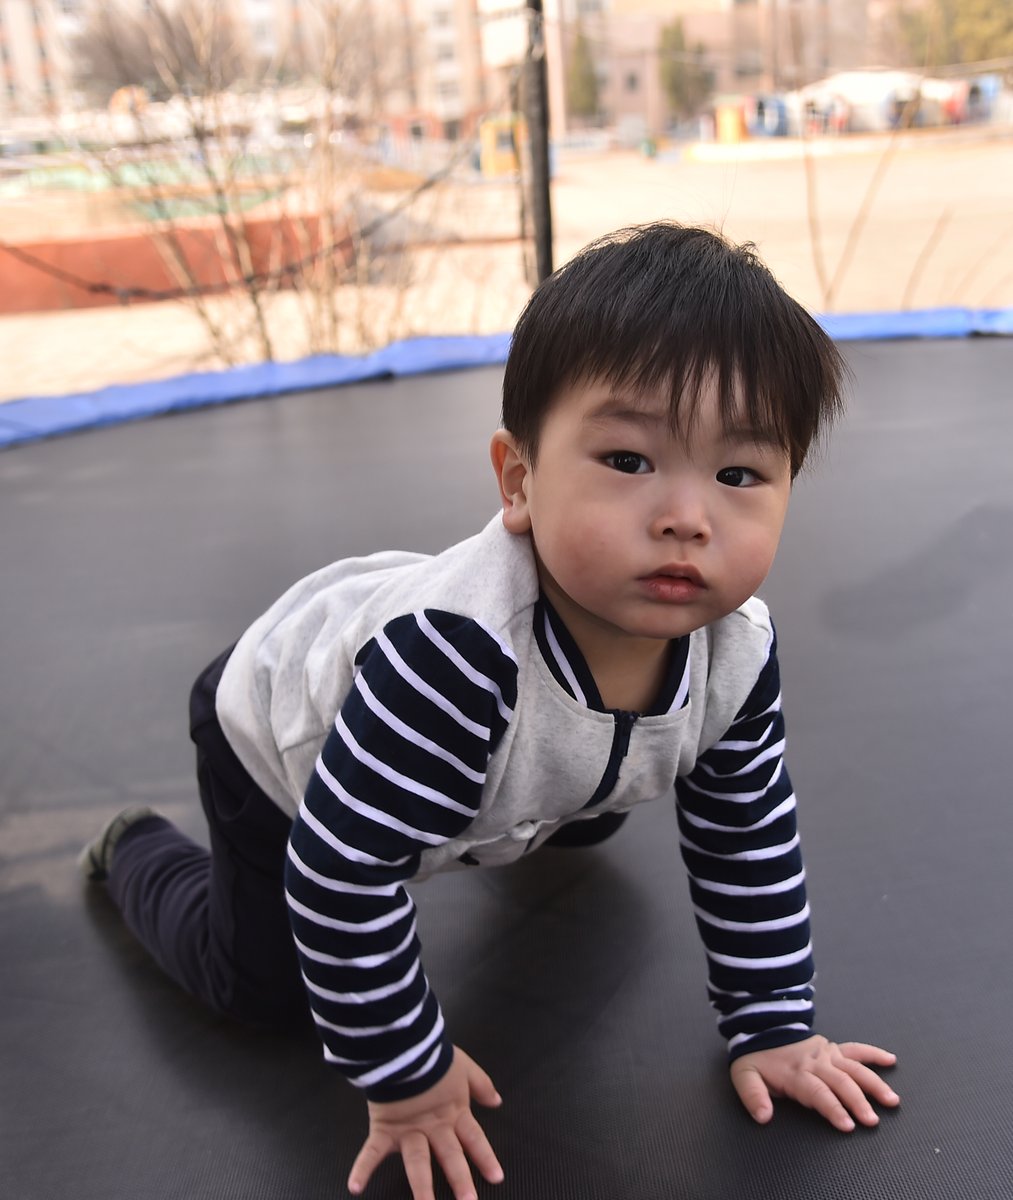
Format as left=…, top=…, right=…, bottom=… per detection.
left=108, top=648, right=309, bottom=1030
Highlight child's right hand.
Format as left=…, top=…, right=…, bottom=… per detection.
left=347, top=1046, right=504, bottom=1200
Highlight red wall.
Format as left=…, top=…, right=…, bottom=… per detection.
left=1, top=212, right=351, bottom=314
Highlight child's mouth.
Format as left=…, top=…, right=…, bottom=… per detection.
left=640, top=567, right=706, bottom=602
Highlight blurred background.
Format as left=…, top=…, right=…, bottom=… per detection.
left=1, top=0, right=1010, bottom=405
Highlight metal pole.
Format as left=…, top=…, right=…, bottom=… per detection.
left=525, top=0, right=553, bottom=282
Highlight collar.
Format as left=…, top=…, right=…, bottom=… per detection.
left=532, top=594, right=690, bottom=716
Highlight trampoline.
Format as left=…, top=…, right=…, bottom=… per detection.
left=3, top=336, right=1013, bottom=1200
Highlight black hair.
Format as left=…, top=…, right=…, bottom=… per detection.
left=501, top=222, right=847, bottom=477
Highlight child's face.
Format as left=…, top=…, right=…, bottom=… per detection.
left=492, top=375, right=792, bottom=657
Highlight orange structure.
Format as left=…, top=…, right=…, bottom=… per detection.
left=1, top=211, right=352, bottom=315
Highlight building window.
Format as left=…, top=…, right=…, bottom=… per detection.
left=437, top=80, right=458, bottom=99
left=625, top=72, right=638, bottom=93
left=433, top=9, right=451, bottom=27
left=436, top=42, right=455, bottom=62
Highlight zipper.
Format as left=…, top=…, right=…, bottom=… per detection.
left=518, top=709, right=638, bottom=854
left=582, top=709, right=637, bottom=810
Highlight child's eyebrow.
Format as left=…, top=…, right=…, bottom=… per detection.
left=720, top=424, right=787, bottom=451
left=584, top=398, right=665, bottom=429
left=585, top=401, right=785, bottom=452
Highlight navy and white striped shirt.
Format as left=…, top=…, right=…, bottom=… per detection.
left=284, top=599, right=813, bottom=1101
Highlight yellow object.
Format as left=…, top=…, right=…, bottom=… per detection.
left=715, top=103, right=747, bottom=144
left=479, top=116, right=528, bottom=178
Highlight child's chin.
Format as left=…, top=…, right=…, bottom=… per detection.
left=621, top=613, right=710, bottom=641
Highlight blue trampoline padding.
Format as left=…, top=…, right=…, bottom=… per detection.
left=821, top=307, right=1013, bottom=341
left=0, top=333, right=512, bottom=450
left=1, top=312, right=1010, bottom=450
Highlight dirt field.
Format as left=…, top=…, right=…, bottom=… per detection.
left=3, top=126, right=1012, bottom=403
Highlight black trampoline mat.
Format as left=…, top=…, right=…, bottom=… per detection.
left=3, top=339, right=1013, bottom=1200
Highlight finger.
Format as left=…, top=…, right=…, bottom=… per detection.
left=730, top=1064, right=774, bottom=1124
left=348, top=1131, right=394, bottom=1196
left=793, top=1074, right=859, bottom=1133
left=462, top=1053, right=503, bottom=1109
left=456, top=1111, right=505, bottom=1185
left=400, top=1131, right=437, bottom=1200
left=837, top=1042, right=898, bottom=1067
left=818, top=1067, right=882, bottom=1128
left=430, top=1129, right=480, bottom=1200
left=839, top=1058, right=901, bottom=1108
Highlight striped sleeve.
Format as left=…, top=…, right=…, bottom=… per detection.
left=284, top=608, right=518, bottom=1101
left=675, top=631, right=815, bottom=1061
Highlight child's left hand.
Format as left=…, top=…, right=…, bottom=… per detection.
left=730, top=1035, right=899, bottom=1132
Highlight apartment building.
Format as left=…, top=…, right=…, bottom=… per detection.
left=0, top=0, right=488, bottom=137
left=237, top=0, right=486, bottom=137
left=0, top=0, right=83, bottom=120
left=0, top=0, right=883, bottom=136
left=548, top=0, right=878, bottom=137
left=406, top=0, right=486, bottom=137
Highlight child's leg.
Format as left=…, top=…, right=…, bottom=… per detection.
left=103, top=650, right=308, bottom=1031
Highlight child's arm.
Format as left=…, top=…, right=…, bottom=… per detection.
left=676, top=631, right=899, bottom=1125
left=285, top=610, right=518, bottom=1197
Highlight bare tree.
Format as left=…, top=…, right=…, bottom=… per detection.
left=75, top=0, right=249, bottom=104
left=57, top=0, right=486, bottom=368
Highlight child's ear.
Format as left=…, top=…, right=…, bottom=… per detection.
left=490, top=430, right=532, bottom=534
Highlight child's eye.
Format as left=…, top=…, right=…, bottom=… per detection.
left=604, top=451, right=651, bottom=474
left=717, top=466, right=761, bottom=488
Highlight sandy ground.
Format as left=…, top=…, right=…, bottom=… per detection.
left=3, top=126, right=1012, bottom=404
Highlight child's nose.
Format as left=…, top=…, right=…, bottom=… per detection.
left=651, top=487, right=711, bottom=543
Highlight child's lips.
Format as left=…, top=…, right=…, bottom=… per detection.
left=639, top=565, right=706, bottom=601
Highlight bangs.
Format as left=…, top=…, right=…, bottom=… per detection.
left=574, top=298, right=840, bottom=472
left=502, top=223, right=847, bottom=476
